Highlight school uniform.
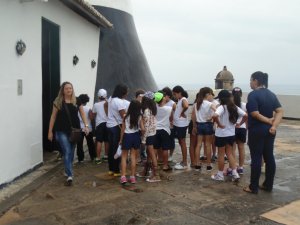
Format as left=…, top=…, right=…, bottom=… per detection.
left=173, top=97, right=189, bottom=139
left=154, top=105, right=172, bottom=150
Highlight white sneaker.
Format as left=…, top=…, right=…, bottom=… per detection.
left=168, top=156, right=173, bottom=162
left=211, top=173, right=224, bottom=181
left=232, top=172, right=240, bottom=181
left=174, top=163, right=187, bottom=170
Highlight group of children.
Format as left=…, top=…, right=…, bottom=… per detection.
left=76, top=84, right=249, bottom=185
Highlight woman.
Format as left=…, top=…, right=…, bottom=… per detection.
left=106, top=84, right=128, bottom=176
left=244, top=72, right=283, bottom=194
left=48, top=82, right=89, bottom=186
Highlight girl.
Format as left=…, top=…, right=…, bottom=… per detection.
left=244, top=72, right=283, bottom=194
left=192, top=87, right=216, bottom=171
left=93, top=89, right=109, bottom=164
left=154, top=92, right=173, bottom=171
left=106, top=84, right=128, bottom=177
left=77, top=94, right=95, bottom=162
left=119, top=100, right=145, bottom=184
left=232, top=87, right=247, bottom=174
left=48, top=82, right=89, bottom=186
left=141, top=92, right=161, bottom=182
left=172, top=86, right=189, bottom=170
left=211, top=90, right=247, bottom=182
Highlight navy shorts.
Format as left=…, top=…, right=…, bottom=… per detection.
left=96, top=122, right=108, bottom=142
left=122, top=132, right=141, bottom=150
left=154, top=129, right=171, bottom=150
left=235, top=128, right=247, bottom=143
left=215, top=136, right=235, bottom=147
left=174, top=126, right=188, bottom=139
left=197, top=122, right=214, bottom=136
left=169, top=128, right=176, bottom=150
left=146, top=135, right=155, bottom=146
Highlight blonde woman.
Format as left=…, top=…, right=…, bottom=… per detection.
left=48, top=82, right=89, bottom=186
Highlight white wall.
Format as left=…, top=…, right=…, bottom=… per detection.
left=0, top=0, right=100, bottom=185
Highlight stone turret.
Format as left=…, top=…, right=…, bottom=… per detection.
left=215, top=66, right=234, bottom=90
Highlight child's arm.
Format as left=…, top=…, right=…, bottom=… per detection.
left=119, top=118, right=125, bottom=145
left=191, top=105, right=197, bottom=135
left=236, top=113, right=248, bottom=128
left=180, top=98, right=189, bottom=118
left=140, top=116, right=145, bottom=136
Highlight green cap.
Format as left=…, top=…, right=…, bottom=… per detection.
left=154, top=92, right=164, bottom=103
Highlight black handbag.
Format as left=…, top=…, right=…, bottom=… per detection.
left=64, top=102, right=81, bottom=143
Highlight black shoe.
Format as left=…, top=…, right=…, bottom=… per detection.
left=200, top=156, right=207, bottom=161
left=206, top=165, right=213, bottom=171
left=195, top=165, right=201, bottom=171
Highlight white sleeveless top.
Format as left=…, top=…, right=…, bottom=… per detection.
left=173, top=97, right=189, bottom=127
left=156, top=105, right=172, bottom=134
left=93, top=101, right=108, bottom=126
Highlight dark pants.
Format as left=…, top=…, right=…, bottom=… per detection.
left=77, top=132, right=96, bottom=161
left=107, top=125, right=121, bottom=173
left=248, top=128, right=276, bottom=192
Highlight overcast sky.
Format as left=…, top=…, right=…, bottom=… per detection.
left=131, top=0, right=300, bottom=88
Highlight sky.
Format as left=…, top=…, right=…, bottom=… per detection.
left=130, top=0, right=300, bottom=89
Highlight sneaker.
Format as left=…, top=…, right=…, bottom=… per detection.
left=206, top=165, right=213, bottom=171
left=129, top=176, right=136, bottom=184
left=174, top=162, right=187, bottom=170
left=211, top=155, right=217, bottom=162
left=57, top=152, right=62, bottom=161
left=114, top=173, right=121, bottom=177
left=108, top=171, right=114, bottom=176
left=195, top=165, right=201, bottom=171
left=168, top=156, right=173, bottom=162
left=120, top=176, right=127, bottom=184
left=237, top=167, right=244, bottom=175
left=211, top=173, right=224, bottom=181
left=102, top=155, right=108, bottom=161
left=65, top=176, right=73, bottom=186
left=95, top=159, right=102, bottom=165
left=224, top=156, right=228, bottom=161
left=200, top=156, right=207, bottom=161
left=146, top=175, right=161, bottom=183
left=232, top=171, right=240, bottom=181
left=224, top=168, right=232, bottom=176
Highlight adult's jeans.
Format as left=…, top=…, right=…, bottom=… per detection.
left=248, top=127, right=276, bottom=192
left=107, top=125, right=121, bottom=173
left=77, top=132, right=96, bottom=161
left=56, top=131, right=75, bottom=177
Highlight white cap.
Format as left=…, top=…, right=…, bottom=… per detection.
left=97, top=89, right=107, bottom=98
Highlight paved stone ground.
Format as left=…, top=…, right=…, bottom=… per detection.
left=0, top=120, right=299, bottom=225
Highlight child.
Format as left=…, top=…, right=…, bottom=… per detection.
left=92, top=89, right=109, bottom=164
left=77, top=94, right=95, bottom=162
left=141, top=92, right=161, bottom=182
left=211, top=90, right=247, bottom=181
left=119, top=100, right=145, bottom=184
left=154, top=92, right=173, bottom=171
left=232, top=87, right=247, bottom=174
left=172, top=86, right=189, bottom=170
left=192, top=87, right=216, bottom=171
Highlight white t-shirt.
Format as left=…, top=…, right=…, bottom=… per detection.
left=156, top=105, right=172, bottom=134
left=106, top=97, right=126, bottom=128
left=78, top=105, right=92, bottom=131
left=165, top=99, right=176, bottom=109
left=124, top=100, right=130, bottom=111
left=215, top=105, right=246, bottom=137
left=196, top=100, right=215, bottom=123
left=237, top=102, right=247, bottom=129
left=92, top=101, right=108, bottom=126
left=173, top=97, right=189, bottom=127
left=124, top=115, right=141, bottom=133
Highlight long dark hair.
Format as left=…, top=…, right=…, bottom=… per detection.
left=232, top=87, right=242, bottom=107
left=219, top=94, right=238, bottom=124
left=141, top=96, right=157, bottom=116
left=112, top=84, right=128, bottom=98
left=196, top=87, right=213, bottom=110
left=125, top=100, right=142, bottom=129
left=251, top=71, right=268, bottom=88
left=172, top=85, right=188, bottom=98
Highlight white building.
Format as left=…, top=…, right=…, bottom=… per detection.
left=0, top=0, right=112, bottom=186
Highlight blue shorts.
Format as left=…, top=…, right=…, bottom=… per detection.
left=96, top=122, right=108, bottom=142
left=122, top=132, right=141, bottom=150
left=146, top=135, right=155, bottom=146
left=197, top=122, right=214, bottom=136
left=154, top=129, right=171, bottom=150
left=174, top=126, right=188, bottom=139
left=235, top=128, right=247, bottom=143
left=215, top=136, right=235, bottom=147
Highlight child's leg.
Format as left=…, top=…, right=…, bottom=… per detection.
left=195, top=135, right=203, bottom=166
left=237, top=140, right=245, bottom=168
left=217, top=147, right=225, bottom=171
left=162, top=149, right=169, bottom=169
left=130, top=149, right=137, bottom=176
left=203, top=138, right=207, bottom=158
left=121, top=150, right=128, bottom=176
left=104, top=141, right=109, bottom=157
left=148, top=145, right=158, bottom=168
left=189, top=133, right=197, bottom=167
left=205, top=135, right=213, bottom=165
left=96, top=141, right=102, bottom=159
left=178, top=138, right=187, bottom=165
left=212, top=135, right=216, bottom=157
left=225, top=144, right=237, bottom=170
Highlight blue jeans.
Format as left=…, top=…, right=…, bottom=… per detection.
left=248, top=128, right=276, bottom=192
left=56, top=131, right=75, bottom=177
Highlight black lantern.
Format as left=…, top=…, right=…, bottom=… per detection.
left=73, top=55, right=79, bottom=65
left=91, top=60, right=96, bottom=68
left=16, top=40, right=26, bottom=55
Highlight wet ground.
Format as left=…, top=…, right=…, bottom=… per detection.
left=0, top=119, right=300, bottom=225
